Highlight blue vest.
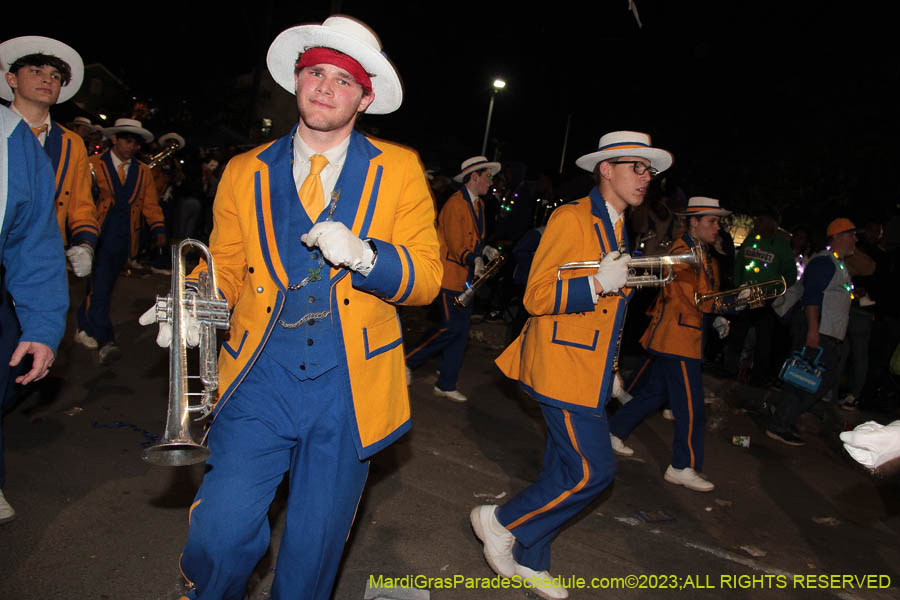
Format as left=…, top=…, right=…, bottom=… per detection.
left=263, top=191, right=339, bottom=380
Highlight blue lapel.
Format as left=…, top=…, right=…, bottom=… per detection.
left=44, top=122, right=63, bottom=174
left=257, top=127, right=384, bottom=270
left=460, top=186, right=484, bottom=237
left=100, top=151, right=139, bottom=202
left=589, top=188, right=629, bottom=254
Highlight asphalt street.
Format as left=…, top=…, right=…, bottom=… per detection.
left=1, top=270, right=898, bottom=599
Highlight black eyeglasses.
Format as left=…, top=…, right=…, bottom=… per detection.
left=609, top=161, right=658, bottom=177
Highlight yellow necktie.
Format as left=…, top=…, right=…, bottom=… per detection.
left=117, top=162, right=128, bottom=184
left=614, top=218, right=624, bottom=250
left=30, top=124, right=48, bottom=140
left=299, top=154, right=329, bottom=221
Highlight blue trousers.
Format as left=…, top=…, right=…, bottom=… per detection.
left=0, top=283, right=22, bottom=488
left=610, top=354, right=706, bottom=471
left=77, top=229, right=128, bottom=346
left=496, top=401, right=615, bottom=572
left=405, top=290, right=472, bottom=391
left=180, top=353, right=368, bottom=600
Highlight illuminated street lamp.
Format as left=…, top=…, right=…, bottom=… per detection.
left=481, top=78, right=506, bottom=157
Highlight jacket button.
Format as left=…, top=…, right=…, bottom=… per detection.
left=312, top=252, right=319, bottom=259
left=58, top=202, right=64, bottom=206
left=343, top=298, right=349, bottom=305
left=307, top=339, right=314, bottom=346
left=299, top=364, right=306, bottom=370
left=308, top=296, right=315, bottom=303
left=602, top=309, right=608, bottom=314
left=257, top=286, right=263, bottom=293
left=248, top=267, right=254, bottom=273
left=308, top=319, right=315, bottom=326
left=266, top=306, right=272, bottom=313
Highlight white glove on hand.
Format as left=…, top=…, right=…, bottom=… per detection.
left=66, top=244, right=93, bottom=277
left=713, top=316, right=731, bottom=339
left=482, top=245, right=500, bottom=261
left=474, top=256, right=486, bottom=278
left=612, top=372, right=633, bottom=404
left=593, top=251, right=631, bottom=294
left=839, top=420, right=900, bottom=469
left=301, top=222, right=371, bottom=272
left=139, top=302, right=200, bottom=348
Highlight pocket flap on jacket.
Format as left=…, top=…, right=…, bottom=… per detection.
left=363, top=316, right=403, bottom=359
left=551, top=321, right=599, bottom=351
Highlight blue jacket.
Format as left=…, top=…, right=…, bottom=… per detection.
left=0, top=106, right=69, bottom=352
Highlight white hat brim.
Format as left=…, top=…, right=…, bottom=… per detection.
left=575, top=147, right=673, bottom=174
left=0, top=36, right=84, bottom=103
left=675, top=209, right=732, bottom=217
left=103, top=126, right=154, bottom=144
left=159, top=132, right=186, bottom=149
left=266, top=24, right=403, bottom=115
left=453, top=161, right=501, bottom=183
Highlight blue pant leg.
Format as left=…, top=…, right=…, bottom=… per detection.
left=78, top=236, right=128, bottom=345
left=270, top=368, right=369, bottom=600
left=497, top=404, right=615, bottom=572
left=623, top=354, right=655, bottom=396
left=180, top=358, right=296, bottom=600
left=664, top=358, right=706, bottom=470
left=609, top=357, right=667, bottom=441
left=405, top=291, right=472, bottom=391
left=0, top=285, right=21, bottom=489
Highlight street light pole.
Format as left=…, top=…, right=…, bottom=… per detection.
left=480, top=79, right=505, bottom=157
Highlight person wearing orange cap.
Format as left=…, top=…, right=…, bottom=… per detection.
left=767, top=218, right=858, bottom=446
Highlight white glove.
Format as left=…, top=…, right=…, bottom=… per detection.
left=593, top=251, right=631, bottom=294
left=301, top=222, right=372, bottom=273
left=839, top=420, right=900, bottom=469
left=482, top=245, right=500, bottom=261
left=139, top=302, right=200, bottom=348
left=612, top=372, right=632, bottom=404
left=713, top=316, right=731, bottom=339
left=474, top=256, right=486, bottom=278
left=66, top=244, right=93, bottom=277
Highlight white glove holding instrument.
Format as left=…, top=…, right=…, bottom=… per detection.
left=593, top=251, right=631, bottom=294
left=139, top=302, right=200, bottom=348
left=66, top=244, right=93, bottom=277
left=474, top=256, right=486, bottom=278
left=839, top=420, right=900, bottom=469
left=301, top=221, right=375, bottom=274
left=713, top=316, right=731, bottom=339
left=482, top=245, right=500, bottom=261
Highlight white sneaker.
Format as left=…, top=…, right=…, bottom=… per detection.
left=406, top=366, right=412, bottom=386
left=609, top=434, right=634, bottom=456
left=74, top=330, right=99, bottom=350
left=513, top=563, right=569, bottom=599
left=662, top=408, right=674, bottom=421
left=664, top=465, right=714, bottom=492
left=434, top=386, right=467, bottom=402
left=0, top=489, right=16, bottom=524
left=98, top=343, right=122, bottom=365
left=470, top=505, right=516, bottom=578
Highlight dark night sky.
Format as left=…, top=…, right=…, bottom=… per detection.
left=3, top=1, right=897, bottom=223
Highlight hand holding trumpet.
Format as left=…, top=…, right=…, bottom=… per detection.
left=593, top=251, right=632, bottom=294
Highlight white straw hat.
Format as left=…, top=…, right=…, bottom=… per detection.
left=102, top=118, right=154, bottom=143
left=453, top=156, right=501, bottom=183
left=575, top=131, right=673, bottom=173
left=0, top=36, right=84, bottom=103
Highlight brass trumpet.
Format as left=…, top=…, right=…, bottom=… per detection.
left=143, top=239, right=230, bottom=467
left=557, top=247, right=700, bottom=289
left=453, top=254, right=507, bottom=309
left=147, top=138, right=184, bottom=170
left=694, top=276, right=787, bottom=312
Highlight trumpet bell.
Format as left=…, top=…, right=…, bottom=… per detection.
left=143, top=441, right=210, bottom=466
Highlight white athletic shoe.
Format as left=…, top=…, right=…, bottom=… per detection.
left=609, top=434, right=634, bottom=457
left=74, top=330, right=99, bottom=350
left=664, top=465, right=714, bottom=492
left=434, top=386, right=467, bottom=402
left=470, top=505, right=517, bottom=578
left=662, top=408, right=674, bottom=421
left=0, top=489, right=16, bottom=524
left=513, top=563, right=569, bottom=599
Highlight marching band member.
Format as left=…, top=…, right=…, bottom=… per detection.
left=76, top=118, right=165, bottom=363
left=0, top=36, right=99, bottom=276
left=140, top=16, right=441, bottom=599
left=471, top=131, right=672, bottom=599
left=0, top=105, right=69, bottom=524
left=405, top=155, right=500, bottom=402
left=608, top=197, right=732, bottom=492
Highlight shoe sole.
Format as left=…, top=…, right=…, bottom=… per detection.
left=664, top=472, right=714, bottom=492
left=611, top=446, right=634, bottom=457
left=765, top=429, right=805, bottom=447
left=469, top=508, right=515, bottom=579
left=0, top=514, right=15, bottom=525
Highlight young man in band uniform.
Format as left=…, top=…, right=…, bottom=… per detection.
left=405, top=155, right=500, bottom=402
left=141, top=16, right=441, bottom=599
left=471, top=131, right=672, bottom=599
left=78, top=118, right=165, bottom=363
left=609, top=197, right=733, bottom=492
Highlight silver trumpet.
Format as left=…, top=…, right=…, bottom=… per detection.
left=143, top=239, right=230, bottom=467
left=557, top=247, right=700, bottom=289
